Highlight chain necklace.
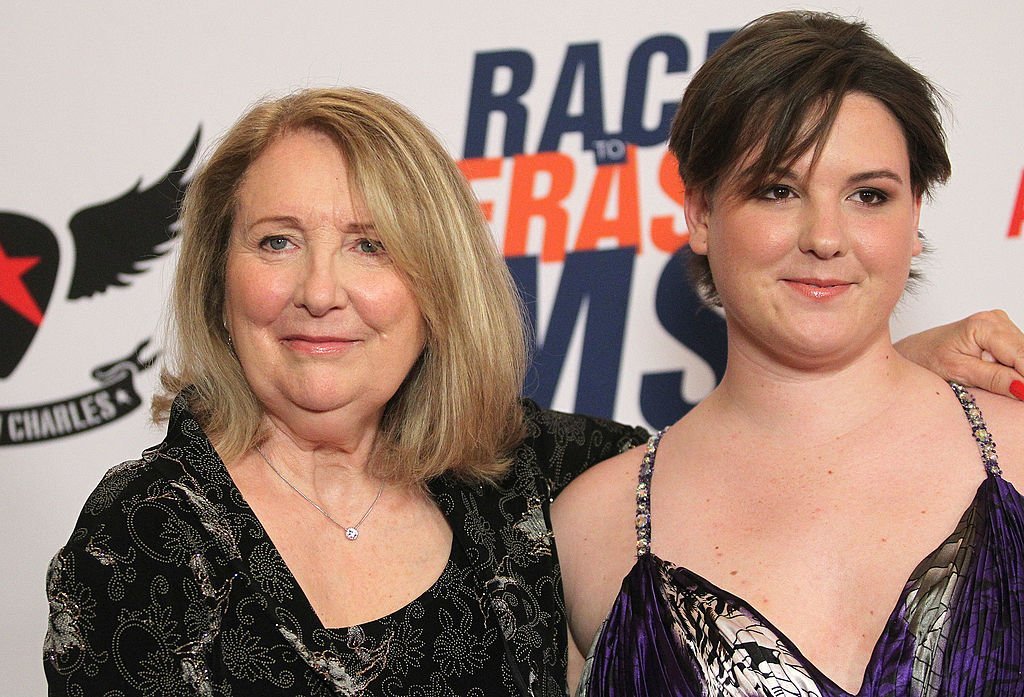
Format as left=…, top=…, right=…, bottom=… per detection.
left=255, top=445, right=384, bottom=541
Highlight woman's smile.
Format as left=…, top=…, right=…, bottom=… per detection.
left=686, top=93, right=922, bottom=369
left=781, top=278, right=854, bottom=300
left=224, top=128, right=427, bottom=418
left=281, top=334, right=362, bottom=355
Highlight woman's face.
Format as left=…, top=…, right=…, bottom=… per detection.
left=685, top=93, right=923, bottom=370
left=224, top=129, right=427, bottom=428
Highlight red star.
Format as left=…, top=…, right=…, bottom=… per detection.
left=0, top=242, right=44, bottom=326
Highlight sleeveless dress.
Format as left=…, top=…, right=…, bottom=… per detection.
left=579, top=383, right=1024, bottom=696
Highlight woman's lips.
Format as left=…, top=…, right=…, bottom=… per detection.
left=782, top=278, right=852, bottom=300
left=282, top=336, right=359, bottom=354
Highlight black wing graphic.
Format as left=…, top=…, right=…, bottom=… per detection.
left=67, top=127, right=201, bottom=299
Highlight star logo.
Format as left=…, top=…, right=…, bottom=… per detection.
left=0, top=243, right=43, bottom=325
left=0, top=129, right=200, bottom=379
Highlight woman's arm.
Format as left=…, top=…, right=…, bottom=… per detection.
left=896, top=310, right=1024, bottom=400
left=44, top=536, right=200, bottom=695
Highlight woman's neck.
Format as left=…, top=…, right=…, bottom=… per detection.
left=707, top=333, right=922, bottom=445
left=255, top=409, right=384, bottom=486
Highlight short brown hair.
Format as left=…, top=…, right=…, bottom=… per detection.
left=155, top=88, right=526, bottom=484
left=671, top=11, right=951, bottom=304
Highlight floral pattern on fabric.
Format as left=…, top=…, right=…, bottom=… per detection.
left=45, top=392, right=647, bottom=696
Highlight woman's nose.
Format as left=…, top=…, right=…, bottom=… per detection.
left=295, top=254, right=348, bottom=316
left=797, top=203, right=848, bottom=259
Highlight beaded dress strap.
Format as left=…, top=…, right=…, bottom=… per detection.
left=635, top=429, right=666, bottom=557
left=950, top=382, right=1002, bottom=476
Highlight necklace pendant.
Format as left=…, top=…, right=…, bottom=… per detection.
left=254, top=446, right=382, bottom=543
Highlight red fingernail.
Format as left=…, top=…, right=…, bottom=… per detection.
left=1011, top=380, right=1024, bottom=401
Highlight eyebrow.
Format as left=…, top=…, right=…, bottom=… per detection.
left=767, top=168, right=906, bottom=187
left=846, top=170, right=905, bottom=186
left=245, top=216, right=377, bottom=233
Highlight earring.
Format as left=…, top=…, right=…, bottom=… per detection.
left=223, top=321, right=236, bottom=354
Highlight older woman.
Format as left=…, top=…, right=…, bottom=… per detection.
left=555, top=12, right=1024, bottom=696
left=45, top=86, right=1021, bottom=697
left=43, top=88, right=646, bottom=697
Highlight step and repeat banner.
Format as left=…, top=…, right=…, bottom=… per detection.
left=3, top=2, right=1022, bottom=691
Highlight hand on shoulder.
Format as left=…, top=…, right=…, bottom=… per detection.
left=896, top=310, right=1024, bottom=400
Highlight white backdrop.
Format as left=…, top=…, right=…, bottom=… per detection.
left=3, top=2, right=1022, bottom=693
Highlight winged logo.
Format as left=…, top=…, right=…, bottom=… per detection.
left=0, top=128, right=200, bottom=378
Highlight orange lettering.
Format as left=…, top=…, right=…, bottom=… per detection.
left=458, top=157, right=503, bottom=221
left=576, top=146, right=641, bottom=253
left=650, top=150, right=689, bottom=253
left=505, top=152, right=575, bottom=262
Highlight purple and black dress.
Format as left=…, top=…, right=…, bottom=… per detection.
left=578, top=383, right=1023, bottom=696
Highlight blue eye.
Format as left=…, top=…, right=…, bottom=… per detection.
left=261, top=236, right=291, bottom=251
left=357, top=239, right=385, bottom=254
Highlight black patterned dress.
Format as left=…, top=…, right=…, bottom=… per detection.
left=44, top=393, right=647, bottom=696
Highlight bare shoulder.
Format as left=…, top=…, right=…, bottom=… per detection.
left=552, top=446, right=638, bottom=552
left=552, top=442, right=648, bottom=653
left=968, top=388, right=1024, bottom=481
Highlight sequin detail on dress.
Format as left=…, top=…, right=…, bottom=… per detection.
left=633, top=430, right=662, bottom=557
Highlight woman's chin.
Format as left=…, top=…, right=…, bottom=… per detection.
left=258, top=386, right=377, bottom=421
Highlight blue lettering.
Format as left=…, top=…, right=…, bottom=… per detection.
left=464, top=32, right=736, bottom=160
left=507, top=248, right=634, bottom=417
left=620, top=35, right=689, bottom=147
left=539, top=43, right=608, bottom=156
left=706, top=29, right=737, bottom=58
left=639, top=249, right=727, bottom=427
left=464, top=49, right=535, bottom=158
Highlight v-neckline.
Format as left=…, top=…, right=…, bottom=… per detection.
left=643, top=473, right=995, bottom=696
left=625, top=381, right=1007, bottom=695
left=221, top=462, right=459, bottom=633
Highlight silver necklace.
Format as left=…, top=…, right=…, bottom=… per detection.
left=255, top=445, right=384, bottom=541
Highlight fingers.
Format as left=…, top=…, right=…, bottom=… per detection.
left=971, top=362, right=1024, bottom=399
left=961, top=310, right=1024, bottom=399
left=896, top=310, right=1024, bottom=400
left=973, top=310, right=1024, bottom=370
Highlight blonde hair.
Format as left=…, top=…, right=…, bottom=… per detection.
left=155, top=87, right=526, bottom=484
